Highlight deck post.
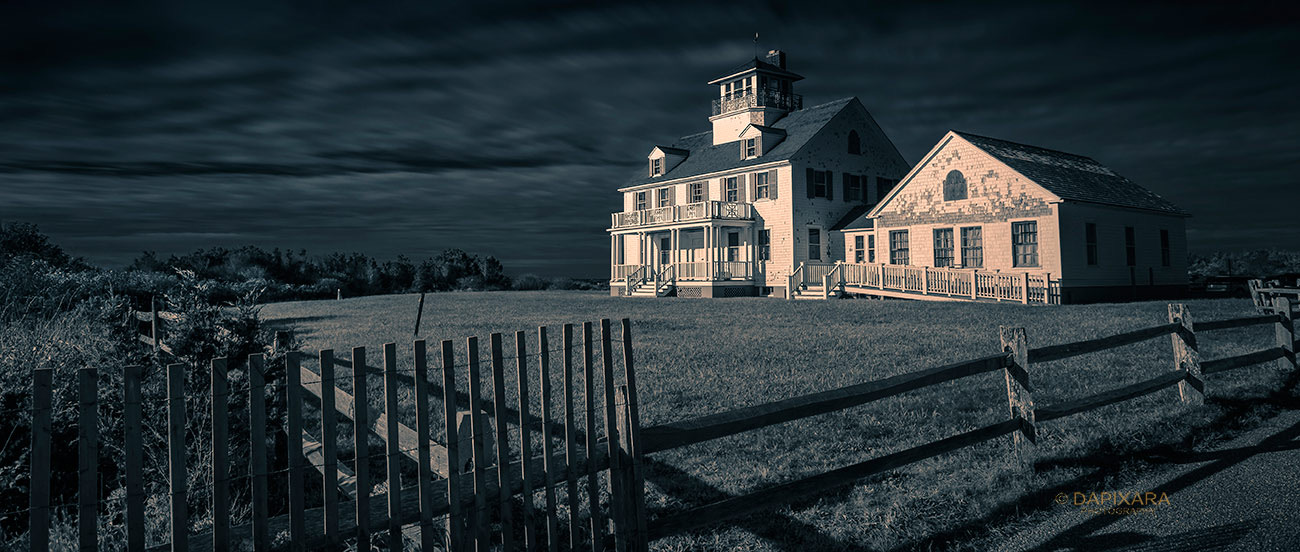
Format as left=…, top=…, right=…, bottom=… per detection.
left=970, top=269, right=978, bottom=300
left=921, top=266, right=928, bottom=295
left=1168, top=304, right=1204, bottom=405
left=1000, top=327, right=1035, bottom=472
left=1021, top=273, right=1030, bottom=304
left=1276, top=297, right=1295, bottom=372
left=822, top=273, right=831, bottom=300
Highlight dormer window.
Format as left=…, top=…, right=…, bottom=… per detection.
left=650, top=158, right=663, bottom=177
left=743, top=138, right=759, bottom=159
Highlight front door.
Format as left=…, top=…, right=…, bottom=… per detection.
left=659, top=237, right=672, bottom=270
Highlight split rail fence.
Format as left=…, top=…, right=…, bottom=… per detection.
left=24, top=297, right=1299, bottom=550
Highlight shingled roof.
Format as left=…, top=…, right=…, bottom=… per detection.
left=954, top=131, right=1188, bottom=215
left=623, top=97, right=855, bottom=189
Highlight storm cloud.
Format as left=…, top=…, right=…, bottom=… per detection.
left=2, top=1, right=1297, bottom=275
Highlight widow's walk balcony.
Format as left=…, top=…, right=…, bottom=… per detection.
left=610, top=200, right=753, bottom=230
left=711, top=87, right=803, bottom=117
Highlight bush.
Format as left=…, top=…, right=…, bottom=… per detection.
left=512, top=274, right=547, bottom=290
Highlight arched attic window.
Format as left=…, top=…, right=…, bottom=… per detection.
left=847, top=130, right=861, bottom=155
left=943, top=170, right=968, bottom=201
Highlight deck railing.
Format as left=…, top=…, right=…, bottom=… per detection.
left=841, top=262, right=1059, bottom=304
left=710, top=87, right=803, bottom=116
left=610, top=201, right=753, bottom=230
left=612, top=264, right=643, bottom=281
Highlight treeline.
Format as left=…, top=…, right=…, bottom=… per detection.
left=1188, top=249, right=1300, bottom=280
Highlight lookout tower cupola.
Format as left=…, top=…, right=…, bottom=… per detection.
left=708, top=49, right=804, bottom=145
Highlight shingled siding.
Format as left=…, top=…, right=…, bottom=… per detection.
left=872, top=137, right=1062, bottom=275
left=791, top=103, right=911, bottom=269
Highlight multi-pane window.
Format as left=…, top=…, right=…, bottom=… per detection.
left=867, top=234, right=876, bottom=263
left=960, top=227, right=983, bottom=268
left=1012, top=221, right=1038, bottom=267
left=651, top=158, right=663, bottom=176
left=656, top=187, right=670, bottom=207
left=808, top=229, right=821, bottom=261
left=1125, top=226, right=1136, bottom=267
left=889, top=230, right=909, bottom=265
left=1086, top=223, right=1098, bottom=266
left=743, top=138, right=758, bottom=158
left=1160, top=229, right=1171, bottom=267
left=854, top=235, right=865, bottom=263
left=753, top=172, right=770, bottom=199
left=724, top=177, right=740, bottom=202
left=814, top=171, right=828, bottom=198
left=844, top=174, right=863, bottom=202
left=943, top=170, right=967, bottom=201
left=634, top=191, right=647, bottom=210
left=933, top=228, right=954, bottom=267
left=727, top=232, right=740, bottom=262
left=689, top=182, right=704, bottom=203
left=758, top=230, right=770, bottom=261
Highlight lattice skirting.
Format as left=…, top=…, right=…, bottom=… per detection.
left=677, top=287, right=704, bottom=298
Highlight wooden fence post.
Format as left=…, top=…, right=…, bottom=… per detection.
left=211, top=358, right=230, bottom=551
left=123, top=365, right=144, bottom=552
left=620, top=319, right=649, bottom=552
left=413, top=340, right=439, bottom=551
left=151, top=296, right=160, bottom=355
left=562, top=324, right=582, bottom=551
left=516, top=331, right=537, bottom=551
left=249, top=354, right=269, bottom=552
left=1168, top=304, right=1204, bottom=405
left=166, top=362, right=188, bottom=552
left=78, top=367, right=98, bottom=552
left=440, top=340, right=466, bottom=552
left=30, top=369, right=52, bottom=552
left=489, top=334, right=514, bottom=551
left=999, top=328, right=1035, bottom=471
left=319, top=349, right=340, bottom=543
left=600, top=319, right=626, bottom=550
left=285, top=353, right=306, bottom=551
left=466, top=337, right=490, bottom=551
left=1276, top=297, right=1295, bottom=371
left=352, top=347, right=371, bottom=549
left=538, top=326, right=561, bottom=552
left=382, top=343, right=403, bottom=551
left=583, top=322, right=603, bottom=552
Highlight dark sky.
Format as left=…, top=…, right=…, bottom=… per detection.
left=2, top=1, right=1297, bottom=277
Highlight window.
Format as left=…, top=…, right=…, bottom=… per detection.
left=724, top=177, right=740, bottom=202
left=806, top=169, right=832, bottom=199
left=689, top=182, right=704, bottom=203
left=1085, top=223, right=1098, bottom=266
left=650, top=158, right=662, bottom=177
left=743, top=138, right=758, bottom=159
left=889, top=230, right=909, bottom=265
left=847, top=130, right=861, bottom=155
left=943, top=170, right=967, bottom=201
left=843, top=174, right=864, bottom=202
left=1160, top=229, right=1171, bottom=267
left=933, top=228, right=954, bottom=267
left=854, top=235, right=865, bottom=263
left=960, top=227, right=983, bottom=268
left=758, top=229, right=770, bottom=261
left=660, top=237, right=671, bottom=266
left=656, top=187, right=670, bottom=207
left=876, top=177, right=897, bottom=200
left=868, top=234, right=876, bottom=263
left=727, top=232, right=740, bottom=262
left=753, top=172, right=770, bottom=199
left=1125, top=226, right=1136, bottom=267
left=808, top=229, right=821, bottom=261
left=1012, top=221, right=1039, bottom=267
left=634, top=191, right=647, bottom=211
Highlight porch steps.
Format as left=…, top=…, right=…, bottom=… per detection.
left=791, top=285, right=840, bottom=300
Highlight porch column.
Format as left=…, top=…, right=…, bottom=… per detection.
left=610, top=235, right=616, bottom=280
left=751, top=225, right=759, bottom=280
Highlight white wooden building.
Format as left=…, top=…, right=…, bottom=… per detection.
left=608, top=50, right=910, bottom=297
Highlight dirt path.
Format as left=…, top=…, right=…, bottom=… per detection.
left=993, top=409, right=1300, bottom=552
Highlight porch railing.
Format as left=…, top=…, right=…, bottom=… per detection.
left=677, top=261, right=709, bottom=280
left=655, top=264, right=676, bottom=295
left=610, top=200, right=754, bottom=230
left=713, top=261, right=752, bottom=281
left=839, top=262, right=1060, bottom=304
left=612, top=264, right=643, bottom=281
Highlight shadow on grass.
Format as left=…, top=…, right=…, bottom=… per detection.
left=897, top=370, right=1300, bottom=552
left=643, top=456, right=878, bottom=552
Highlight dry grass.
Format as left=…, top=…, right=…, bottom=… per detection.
left=261, top=291, right=1285, bottom=551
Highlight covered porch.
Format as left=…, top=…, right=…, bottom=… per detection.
left=610, top=222, right=761, bottom=297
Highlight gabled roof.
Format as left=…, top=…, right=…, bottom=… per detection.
left=739, top=124, right=787, bottom=136
left=623, top=97, right=856, bottom=188
left=708, top=58, right=804, bottom=85
left=649, top=145, right=689, bottom=157
left=830, top=205, right=875, bottom=231
left=952, top=131, right=1188, bottom=215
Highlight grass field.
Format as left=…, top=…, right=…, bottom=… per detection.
left=262, top=291, right=1290, bottom=551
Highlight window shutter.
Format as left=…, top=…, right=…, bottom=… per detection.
left=669, top=185, right=676, bottom=205
left=737, top=174, right=747, bottom=202
left=703, top=180, right=710, bottom=201
left=806, top=168, right=815, bottom=198
left=842, top=173, right=850, bottom=202
left=825, top=171, right=834, bottom=200
left=768, top=169, right=778, bottom=199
